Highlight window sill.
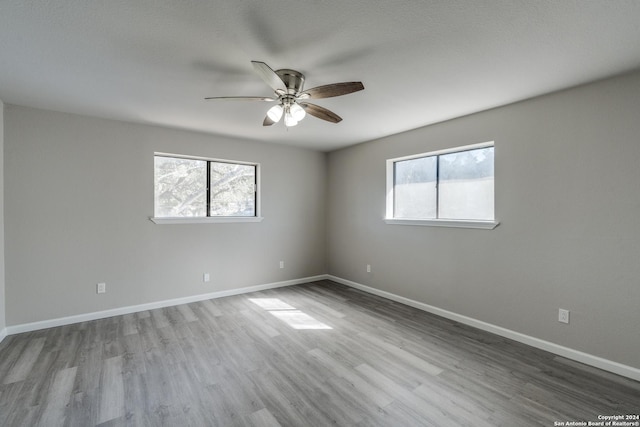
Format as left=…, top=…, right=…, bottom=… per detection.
left=384, top=218, right=499, bottom=229
left=150, top=216, right=264, bottom=225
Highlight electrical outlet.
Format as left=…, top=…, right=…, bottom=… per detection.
left=97, top=282, right=106, bottom=294
left=366, top=264, right=371, bottom=273
left=203, top=273, right=210, bottom=282
left=558, top=308, right=570, bottom=324
left=280, top=261, right=284, bottom=269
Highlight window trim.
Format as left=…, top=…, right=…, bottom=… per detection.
left=150, top=216, right=264, bottom=225
left=150, top=152, right=262, bottom=224
left=383, top=218, right=498, bottom=229
left=385, top=141, right=499, bottom=229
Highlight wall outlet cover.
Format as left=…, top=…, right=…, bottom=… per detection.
left=558, top=308, right=570, bottom=324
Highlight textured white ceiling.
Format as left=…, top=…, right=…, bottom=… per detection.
left=1, top=0, right=640, bottom=151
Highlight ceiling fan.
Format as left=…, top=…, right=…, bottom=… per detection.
left=205, top=61, right=364, bottom=127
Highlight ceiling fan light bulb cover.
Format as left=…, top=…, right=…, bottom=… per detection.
left=284, top=112, right=298, bottom=127
left=290, top=103, right=306, bottom=121
left=267, top=104, right=284, bottom=122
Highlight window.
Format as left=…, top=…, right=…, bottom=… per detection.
left=386, top=142, right=498, bottom=229
left=152, top=154, right=261, bottom=224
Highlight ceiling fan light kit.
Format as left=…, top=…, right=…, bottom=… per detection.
left=289, top=102, right=306, bottom=121
left=205, top=61, right=364, bottom=127
left=267, top=104, right=283, bottom=122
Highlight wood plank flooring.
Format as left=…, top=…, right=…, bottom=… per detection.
left=0, top=280, right=638, bottom=426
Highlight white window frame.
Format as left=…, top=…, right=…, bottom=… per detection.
left=150, top=152, right=263, bottom=224
left=385, top=142, right=499, bottom=229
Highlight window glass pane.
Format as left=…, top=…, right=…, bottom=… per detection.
left=394, top=156, right=437, bottom=219
left=438, top=147, right=494, bottom=220
left=154, top=157, right=207, bottom=217
left=210, top=162, right=256, bottom=216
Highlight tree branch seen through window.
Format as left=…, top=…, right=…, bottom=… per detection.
left=154, top=155, right=257, bottom=218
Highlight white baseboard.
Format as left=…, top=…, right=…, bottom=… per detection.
left=5, top=275, right=327, bottom=336
left=327, top=275, right=640, bottom=382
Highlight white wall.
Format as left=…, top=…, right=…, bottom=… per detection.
left=0, top=100, right=5, bottom=335
left=4, top=106, right=326, bottom=325
left=327, top=70, right=640, bottom=370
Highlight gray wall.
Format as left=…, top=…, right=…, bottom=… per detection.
left=4, top=105, right=326, bottom=325
left=3, top=72, right=639, bottom=370
left=327, top=70, right=640, bottom=369
left=0, top=100, right=5, bottom=332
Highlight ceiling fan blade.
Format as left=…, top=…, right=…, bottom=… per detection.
left=300, top=82, right=364, bottom=99
left=299, top=102, right=342, bottom=123
left=251, top=61, right=287, bottom=92
left=204, top=96, right=276, bottom=101
left=263, top=115, right=276, bottom=126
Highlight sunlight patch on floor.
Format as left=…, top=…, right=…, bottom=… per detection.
left=249, top=298, right=332, bottom=330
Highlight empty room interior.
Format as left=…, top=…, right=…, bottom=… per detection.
left=1, top=1, right=639, bottom=426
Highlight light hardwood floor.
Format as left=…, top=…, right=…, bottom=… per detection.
left=0, top=280, right=638, bottom=426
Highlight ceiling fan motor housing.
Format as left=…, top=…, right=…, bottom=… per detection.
left=276, top=69, right=305, bottom=95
